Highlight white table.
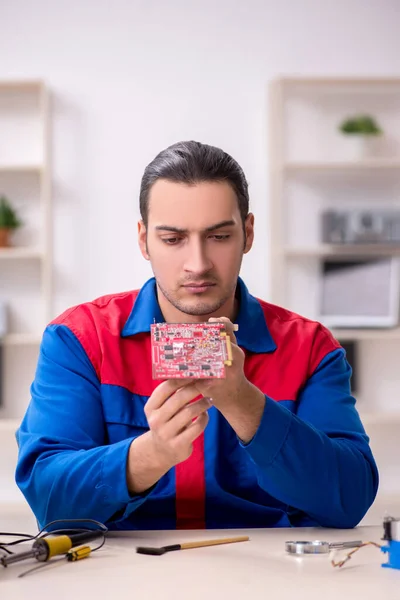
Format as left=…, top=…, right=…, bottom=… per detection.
left=0, top=508, right=398, bottom=600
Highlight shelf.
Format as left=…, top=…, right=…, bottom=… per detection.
left=0, top=247, right=43, bottom=260
left=284, top=244, right=400, bottom=259
left=271, top=78, right=400, bottom=531
left=360, top=412, right=400, bottom=427
left=0, top=80, right=45, bottom=93
left=0, top=78, right=51, bottom=429
left=3, top=334, right=42, bottom=346
left=284, top=159, right=400, bottom=172
left=0, top=164, right=43, bottom=174
left=281, top=77, right=400, bottom=86
left=0, top=418, right=20, bottom=432
left=332, top=328, right=400, bottom=341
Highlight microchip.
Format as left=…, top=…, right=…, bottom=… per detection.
left=151, top=322, right=233, bottom=380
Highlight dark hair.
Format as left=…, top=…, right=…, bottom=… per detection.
left=139, top=141, right=249, bottom=229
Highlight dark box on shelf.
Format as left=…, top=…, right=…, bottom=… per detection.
left=321, top=210, right=400, bottom=244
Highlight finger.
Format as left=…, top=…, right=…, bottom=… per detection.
left=159, top=383, right=205, bottom=423
left=164, top=397, right=211, bottom=437
left=178, top=411, right=209, bottom=445
left=208, top=316, right=238, bottom=344
left=145, top=378, right=194, bottom=413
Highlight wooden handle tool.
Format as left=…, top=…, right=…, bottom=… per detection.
left=136, top=535, right=249, bottom=556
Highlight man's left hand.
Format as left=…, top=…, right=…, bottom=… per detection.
left=190, top=317, right=248, bottom=411
left=189, top=317, right=266, bottom=443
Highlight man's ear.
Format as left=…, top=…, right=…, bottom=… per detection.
left=244, top=213, right=254, bottom=254
left=138, top=220, right=150, bottom=260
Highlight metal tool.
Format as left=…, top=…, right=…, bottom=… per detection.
left=285, top=540, right=363, bottom=555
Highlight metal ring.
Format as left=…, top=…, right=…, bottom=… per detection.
left=285, top=540, right=330, bottom=555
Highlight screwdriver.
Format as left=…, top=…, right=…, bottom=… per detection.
left=1, top=530, right=103, bottom=567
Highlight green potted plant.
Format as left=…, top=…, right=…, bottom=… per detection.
left=0, top=195, right=22, bottom=247
left=338, top=114, right=383, bottom=160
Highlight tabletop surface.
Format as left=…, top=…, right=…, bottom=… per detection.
left=0, top=506, right=399, bottom=600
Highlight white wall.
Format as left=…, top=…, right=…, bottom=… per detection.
left=1, top=0, right=400, bottom=311
left=1, top=0, right=400, bottom=516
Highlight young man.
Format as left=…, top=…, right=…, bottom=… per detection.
left=16, top=141, right=378, bottom=530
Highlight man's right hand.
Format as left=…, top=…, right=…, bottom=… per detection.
left=126, top=379, right=211, bottom=494
left=145, top=379, right=211, bottom=464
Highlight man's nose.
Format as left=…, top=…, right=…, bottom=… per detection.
left=183, top=238, right=213, bottom=274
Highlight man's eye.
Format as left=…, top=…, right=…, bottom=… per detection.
left=211, top=234, right=230, bottom=241
left=162, top=237, right=180, bottom=245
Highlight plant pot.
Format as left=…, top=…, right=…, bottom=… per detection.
left=341, top=134, right=381, bottom=161
left=0, top=228, right=11, bottom=247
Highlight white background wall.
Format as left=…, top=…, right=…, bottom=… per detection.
left=1, top=0, right=400, bottom=517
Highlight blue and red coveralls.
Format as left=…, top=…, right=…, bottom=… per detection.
left=16, top=277, right=378, bottom=530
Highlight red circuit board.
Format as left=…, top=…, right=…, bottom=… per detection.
left=150, top=322, right=233, bottom=379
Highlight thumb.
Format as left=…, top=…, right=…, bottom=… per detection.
left=208, top=317, right=238, bottom=345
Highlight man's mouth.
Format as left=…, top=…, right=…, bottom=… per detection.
left=182, top=282, right=216, bottom=293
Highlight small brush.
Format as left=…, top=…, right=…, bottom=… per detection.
left=136, top=535, right=249, bottom=556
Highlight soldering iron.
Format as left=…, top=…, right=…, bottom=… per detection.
left=1, top=529, right=103, bottom=567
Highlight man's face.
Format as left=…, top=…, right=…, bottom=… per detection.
left=138, top=179, right=254, bottom=319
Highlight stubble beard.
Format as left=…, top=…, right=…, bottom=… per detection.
left=157, top=279, right=237, bottom=317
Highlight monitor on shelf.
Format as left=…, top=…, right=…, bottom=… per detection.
left=319, top=257, right=400, bottom=328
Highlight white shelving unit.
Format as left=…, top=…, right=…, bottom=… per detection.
left=0, top=80, right=52, bottom=421
left=285, top=159, right=400, bottom=172
left=0, top=165, right=43, bottom=173
left=362, top=412, right=400, bottom=426
left=331, top=327, right=400, bottom=341
left=3, top=333, right=43, bottom=347
left=285, top=244, right=400, bottom=258
left=269, top=76, right=400, bottom=524
left=0, top=247, right=44, bottom=259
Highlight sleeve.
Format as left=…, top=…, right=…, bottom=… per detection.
left=15, top=324, right=160, bottom=529
left=240, top=348, right=379, bottom=528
